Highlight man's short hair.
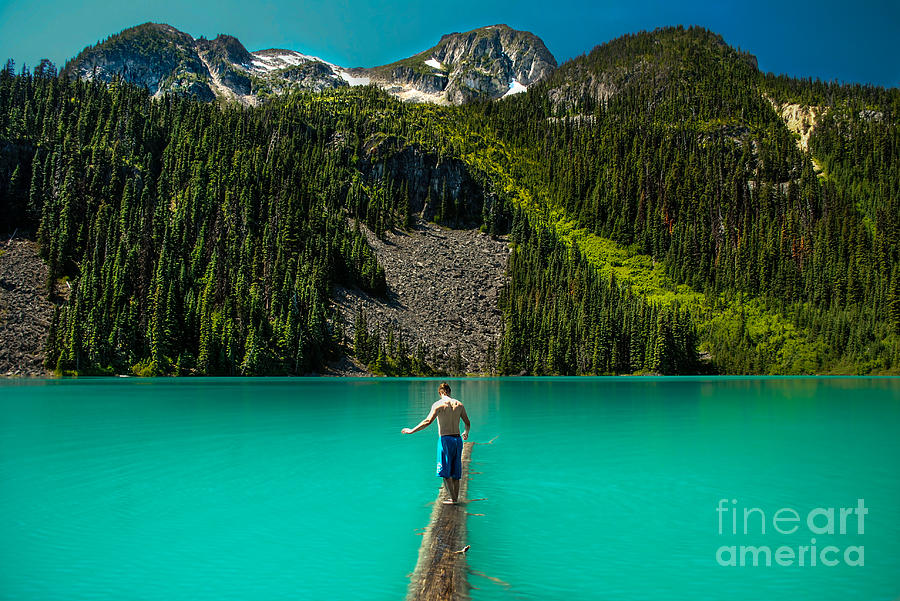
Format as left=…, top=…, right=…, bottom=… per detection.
left=439, top=382, right=451, bottom=396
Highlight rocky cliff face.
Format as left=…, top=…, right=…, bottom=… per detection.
left=436, top=25, right=557, bottom=103
left=766, top=96, right=825, bottom=152
left=358, top=135, right=488, bottom=224
left=357, top=24, right=557, bottom=104
left=65, top=23, right=217, bottom=100
left=64, top=23, right=351, bottom=105
left=64, top=22, right=556, bottom=106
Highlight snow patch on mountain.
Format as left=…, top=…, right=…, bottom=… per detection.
left=339, top=71, right=371, bottom=86
left=250, top=50, right=318, bottom=72
left=392, top=85, right=448, bottom=104
left=502, top=80, right=527, bottom=97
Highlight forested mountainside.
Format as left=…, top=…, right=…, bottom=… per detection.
left=472, top=27, right=900, bottom=374
left=0, top=25, right=897, bottom=376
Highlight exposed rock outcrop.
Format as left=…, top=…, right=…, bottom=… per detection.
left=275, top=61, right=348, bottom=93
left=354, top=24, right=556, bottom=104
left=438, top=24, right=557, bottom=103
left=64, top=22, right=556, bottom=106
left=65, top=24, right=350, bottom=105
left=359, top=136, right=489, bottom=224
left=66, top=23, right=218, bottom=100
left=333, top=220, right=510, bottom=374
left=545, top=65, right=619, bottom=111
left=197, top=35, right=254, bottom=98
left=0, top=237, right=57, bottom=377
left=767, top=96, right=825, bottom=152
left=196, top=34, right=254, bottom=67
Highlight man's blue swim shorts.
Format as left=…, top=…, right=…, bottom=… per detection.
left=437, top=434, right=463, bottom=479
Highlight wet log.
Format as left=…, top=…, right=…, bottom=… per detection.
left=407, top=441, right=473, bottom=601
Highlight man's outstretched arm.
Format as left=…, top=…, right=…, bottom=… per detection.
left=461, top=405, right=470, bottom=440
left=402, top=405, right=437, bottom=434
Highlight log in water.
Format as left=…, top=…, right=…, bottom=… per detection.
left=408, top=441, right=473, bottom=601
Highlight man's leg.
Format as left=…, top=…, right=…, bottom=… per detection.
left=440, top=436, right=463, bottom=505
left=450, top=478, right=460, bottom=503
left=442, top=477, right=457, bottom=504
left=451, top=436, right=463, bottom=503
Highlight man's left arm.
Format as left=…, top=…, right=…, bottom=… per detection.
left=460, top=405, right=470, bottom=440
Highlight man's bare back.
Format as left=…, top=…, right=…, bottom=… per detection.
left=433, top=397, right=466, bottom=437
left=400, top=389, right=470, bottom=441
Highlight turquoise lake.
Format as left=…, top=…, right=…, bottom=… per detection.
left=1, top=377, right=898, bottom=600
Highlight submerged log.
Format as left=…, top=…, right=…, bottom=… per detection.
left=407, top=441, right=473, bottom=601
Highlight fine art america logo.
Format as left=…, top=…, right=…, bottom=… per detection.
left=715, top=498, right=866, bottom=567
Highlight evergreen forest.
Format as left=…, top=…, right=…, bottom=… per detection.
left=1, top=26, right=898, bottom=375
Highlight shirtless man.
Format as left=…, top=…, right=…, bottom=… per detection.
left=402, top=382, right=471, bottom=505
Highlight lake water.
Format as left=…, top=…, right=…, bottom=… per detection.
left=0, top=377, right=898, bottom=600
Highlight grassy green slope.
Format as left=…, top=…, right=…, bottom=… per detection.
left=447, top=113, right=825, bottom=374
left=289, top=88, right=824, bottom=373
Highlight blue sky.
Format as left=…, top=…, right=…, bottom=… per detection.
left=0, top=0, right=897, bottom=87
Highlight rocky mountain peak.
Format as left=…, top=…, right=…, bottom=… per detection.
left=197, top=34, right=253, bottom=67
left=64, top=22, right=212, bottom=99
left=356, top=24, right=557, bottom=104
left=433, top=24, right=557, bottom=103
left=63, top=22, right=557, bottom=106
